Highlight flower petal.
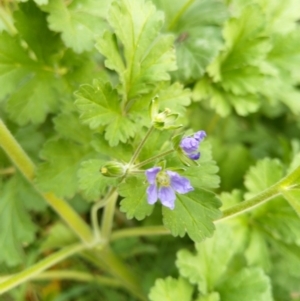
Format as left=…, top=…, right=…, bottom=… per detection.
left=147, top=184, right=158, bottom=205
left=158, top=187, right=176, bottom=210
left=188, top=152, right=200, bottom=160
left=167, top=171, right=194, bottom=194
left=145, top=167, right=162, bottom=184
left=194, top=130, right=206, bottom=142
left=180, top=137, right=199, bottom=153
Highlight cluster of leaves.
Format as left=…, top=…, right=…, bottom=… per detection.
left=193, top=0, right=300, bottom=116
left=1, top=0, right=300, bottom=300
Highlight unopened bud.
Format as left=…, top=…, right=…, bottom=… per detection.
left=100, top=161, right=126, bottom=177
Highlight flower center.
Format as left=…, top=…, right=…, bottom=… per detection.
left=156, top=171, right=170, bottom=187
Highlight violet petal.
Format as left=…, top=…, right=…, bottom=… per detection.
left=145, top=167, right=162, bottom=184
left=167, top=171, right=194, bottom=194
left=188, top=152, right=200, bottom=160
left=194, top=130, right=206, bottom=142
left=147, top=184, right=158, bottom=205
left=158, top=186, right=176, bottom=210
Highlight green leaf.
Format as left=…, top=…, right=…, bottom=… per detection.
left=118, top=176, right=154, bottom=220
left=75, top=80, right=136, bottom=146
left=207, top=4, right=270, bottom=82
left=54, top=112, right=93, bottom=145
left=41, top=0, right=111, bottom=53
left=245, top=229, right=271, bottom=272
left=91, top=134, right=132, bottom=162
left=130, top=82, right=191, bottom=129
left=0, top=2, right=62, bottom=124
left=196, top=4, right=272, bottom=116
left=78, top=159, right=117, bottom=202
left=154, top=0, right=228, bottom=83
left=96, top=0, right=176, bottom=98
left=16, top=174, right=47, bottom=212
left=14, top=2, right=60, bottom=61
left=162, top=188, right=221, bottom=242
left=267, top=31, right=300, bottom=83
left=36, top=139, right=89, bottom=198
left=0, top=7, right=15, bottom=33
left=149, top=277, right=193, bottom=301
left=282, top=189, right=300, bottom=219
left=196, top=293, right=220, bottom=301
left=17, top=0, right=49, bottom=5
left=176, top=226, right=236, bottom=294
left=257, top=0, right=300, bottom=34
left=244, top=158, right=283, bottom=199
left=40, top=222, right=77, bottom=251
left=0, top=177, right=37, bottom=266
left=193, top=78, right=260, bottom=117
left=217, top=268, right=273, bottom=301
left=184, top=141, right=220, bottom=189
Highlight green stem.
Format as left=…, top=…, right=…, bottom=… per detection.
left=43, top=192, right=94, bottom=245
left=82, top=248, right=147, bottom=301
left=134, top=149, right=174, bottom=169
left=217, top=187, right=281, bottom=222
left=0, top=270, right=121, bottom=288
left=0, top=244, right=85, bottom=295
left=168, top=0, right=195, bottom=30
left=0, top=119, right=94, bottom=245
left=101, top=191, right=119, bottom=241
left=217, top=165, right=300, bottom=222
left=0, top=119, right=35, bottom=181
left=91, top=198, right=108, bottom=241
left=111, top=226, right=170, bottom=241
left=128, top=126, right=154, bottom=166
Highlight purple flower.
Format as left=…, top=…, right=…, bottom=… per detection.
left=145, top=167, right=194, bottom=210
left=180, top=130, right=206, bottom=160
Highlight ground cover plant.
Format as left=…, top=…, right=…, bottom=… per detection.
left=1, top=0, right=300, bottom=300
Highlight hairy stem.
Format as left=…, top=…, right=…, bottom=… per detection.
left=217, top=165, right=300, bottom=222
left=111, top=226, right=170, bottom=241
left=128, top=126, right=154, bottom=166
left=0, top=270, right=121, bottom=288
left=101, top=190, right=119, bottom=241
left=0, top=119, right=94, bottom=245
left=43, top=193, right=94, bottom=245
left=0, top=119, right=35, bottom=181
left=0, top=244, right=85, bottom=295
left=134, top=149, right=174, bottom=169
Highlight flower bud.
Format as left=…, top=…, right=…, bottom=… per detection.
left=152, top=108, right=181, bottom=130
left=100, top=161, right=126, bottom=177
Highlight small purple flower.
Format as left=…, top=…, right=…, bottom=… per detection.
left=145, top=167, right=193, bottom=210
left=180, top=130, right=206, bottom=160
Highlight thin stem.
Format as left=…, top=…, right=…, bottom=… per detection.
left=0, top=270, right=121, bottom=288
left=0, top=244, right=85, bottom=295
left=0, top=119, right=35, bottom=181
left=0, top=119, right=94, bottom=245
left=43, top=192, right=94, bottom=245
left=217, top=165, right=300, bottom=222
left=217, top=187, right=281, bottom=222
left=128, top=126, right=154, bottom=166
left=91, top=188, right=117, bottom=240
left=111, top=226, right=170, bottom=241
left=101, top=190, right=119, bottom=241
left=91, top=199, right=108, bottom=241
left=134, top=149, right=174, bottom=169
left=168, top=0, right=195, bottom=30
